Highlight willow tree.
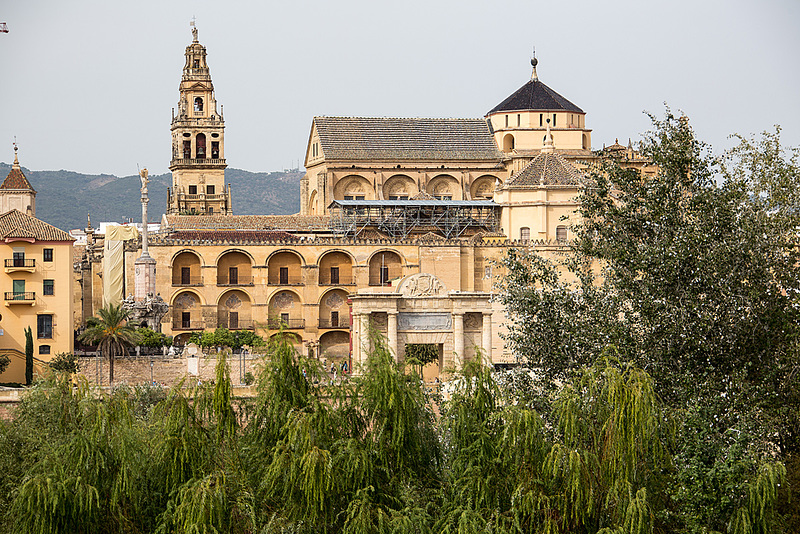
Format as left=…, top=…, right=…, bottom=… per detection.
left=79, top=303, right=139, bottom=384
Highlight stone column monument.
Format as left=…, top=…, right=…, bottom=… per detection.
left=123, top=168, right=169, bottom=330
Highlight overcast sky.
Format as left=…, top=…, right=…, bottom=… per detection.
left=1, top=0, right=798, bottom=177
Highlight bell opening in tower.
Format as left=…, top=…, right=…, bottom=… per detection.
left=194, top=97, right=203, bottom=112
left=196, top=134, right=206, bottom=159
left=211, top=141, right=219, bottom=159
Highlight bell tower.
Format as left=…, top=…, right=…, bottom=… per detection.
left=167, top=24, right=232, bottom=215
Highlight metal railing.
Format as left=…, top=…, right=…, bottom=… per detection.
left=318, top=274, right=354, bottom=285
left=5, top=258, right=35, bottom=268
left=318, top=318, right=352, bottom=329
left=170, top=158, right=226, bottom=166
left=368, top=276, right=397, bottom=287
left=266, top=318, right=305, bottom=329
left=5, top=291, right=35, bottom=301
left=217, top=275, right=253, bottom=286
left=267, top=274, right=303, bottom=285
left=218, top=319, right=255, bottom=330
left=172, top=276, right=203, bottom=286
left=172, top=320, right=205, bottom=331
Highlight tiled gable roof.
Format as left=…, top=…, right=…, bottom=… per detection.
left=164, top=214, right=330, bottom=232
left=0, top=210, right=73, bottom=241
left=488, top=79, right=584, bottom=114
left=1, top=165, right=35, bottom=192
left=169, top=230, right=299, bottom=242
left=313, top=117, right=503, bottom=161
left=506, top=152, right=584, bottom=187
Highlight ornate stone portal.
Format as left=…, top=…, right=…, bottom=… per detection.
left=350, top=273, right=494, bottom=376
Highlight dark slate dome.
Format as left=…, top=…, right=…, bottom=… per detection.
left=488, top=79, right=584, bottom=115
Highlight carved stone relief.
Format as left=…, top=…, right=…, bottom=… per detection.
left=397, top=273, right=445, bottom=297
left=273, top=291, right=295, bottom=309
left=174, top=293, right=197, bottom=309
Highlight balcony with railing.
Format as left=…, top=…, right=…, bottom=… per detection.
left=266, top=318, right=305, bottom=329
left=4, top=258, right=35, bottom=273
left=5, top=291, right=35, bottom=305
left=217, top=319, right=255, bottom=330
left=318, top=273, right=354, bottom=286
left=170, top=158, right=226, bottom=167
left=217, top=274, right=253, bottom=286
left=267, top=274, right=303, bottom=286
left=172, top=319, right=206, bottom=331
left=172, top=275, right=203, bottom=287
left=318, top=318, right=352, bottom=329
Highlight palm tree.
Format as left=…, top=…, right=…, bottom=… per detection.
left=79, top=303, right=140, bottom=384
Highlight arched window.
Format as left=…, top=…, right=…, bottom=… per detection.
left=520, top=227, right=530, bottom=242
left=194, top=97, right=204, bottom=112
left=556, top=225, right=567, bottom=242
left=502, top=134, right=515, bottom=153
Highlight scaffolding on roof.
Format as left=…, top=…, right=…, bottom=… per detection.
left=328, top=199, right=501, bottom=240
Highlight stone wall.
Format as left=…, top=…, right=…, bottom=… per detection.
left=76, top=354, right=263, bottom=387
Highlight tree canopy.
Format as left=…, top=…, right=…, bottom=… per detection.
left=498, top=111, right=799, bottom=531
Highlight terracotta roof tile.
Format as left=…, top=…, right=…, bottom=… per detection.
left=1, top=165, right=35, bottom=192
left=313, top=117, right=503, bottom=161
left=505, top=152, right=584, bottom=187
left=168, top=230, right=299, bottom=242
left=164, top=214, right=330, bottom=232
left=0, top=210, right=73, bottom=241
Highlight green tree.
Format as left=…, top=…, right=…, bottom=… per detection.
left=48, top=352, right=79, bottom=374
left=497, top=112, right=798, bottom=532
left=137, top=326, right=172, bottom=348
left=78, top=303, right=140, bottom=384
left=24, top=326, right=33, bottom=386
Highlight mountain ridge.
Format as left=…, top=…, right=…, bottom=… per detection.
left=0, top=163, right=303, bottom=232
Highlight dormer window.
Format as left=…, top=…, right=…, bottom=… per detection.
left=194, top=97, right=204, bottom=112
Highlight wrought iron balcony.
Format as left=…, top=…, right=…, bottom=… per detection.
left=318, top=318, right=352, bottom=329
left=266, top=318, right=305, bottom=329
left=267, top=274, right=303, bottom=285
left=217, top=275, right=253, bottom=286
left=4, top=258, right=35, bottom=272
left=5, top=291, right=35, bottom=304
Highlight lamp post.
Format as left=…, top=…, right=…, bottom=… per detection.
left=150, top=360, right=154, bottom=385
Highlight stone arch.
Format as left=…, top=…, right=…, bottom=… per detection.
left=216, top=289, right=253, bottom=330
left=308, top=189, right=319, bottom=215
left=426, top=174, right=461, bottom=200
left=582, top=133, right=590, bottom=150
left=318, top=288, right=350, bottom=328
left=171, top=290, right=204, bottom=332
left=171, top=250, right=204, bottom=286
left=267, top=249, right=305, bottom=285
left=502, top=133, right=515, bottom=152
left=217, top=250, right=254, bottom=286
left=319, top=330, right=350, bottom=360
left=367, top=249, right=404, bottom=286
left=470, top=175, right=497, bottom=200
left=268, top=289, right=304, bottom=329
left=333, top=175, right=374, bottom=200
left=382, top=174, right=417, bottom=200
left=317, top=249, right=355, bottom=285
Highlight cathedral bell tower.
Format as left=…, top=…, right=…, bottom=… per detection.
left=167, top=25, right=232, bottom=215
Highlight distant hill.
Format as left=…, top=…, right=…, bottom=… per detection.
left=0, top=164, right=303, bottom=231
